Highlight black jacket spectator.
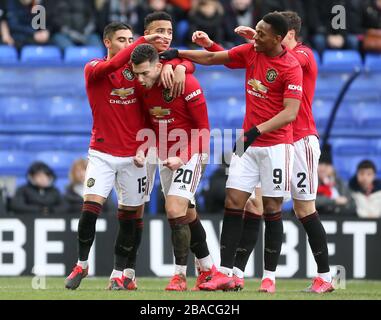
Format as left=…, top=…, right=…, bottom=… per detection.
left=6, top=0, right=50, bottom=48
left=11, top=162, right=66, bottom=215
left=187, top=0, right=224, bottom=47
left=43, top=0, right=101, bottom=50
left=64, top=184, right=115, bottom=215
left=0, top=0, right=14, bottom=45
left=94, top=0, right=139, bottom=38
left=222, top=0, right=261, bottom=47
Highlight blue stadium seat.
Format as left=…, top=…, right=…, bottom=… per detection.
left=64, top=46, right=105, bottom=65
left=334, top=103, right=358, bottom=128
left=315, top=73, right=348, bottom=99
left=34, top=151, right=80, bottom=177
left=0, top=69, right=35, bottom=95
left=21, top=45, right=61, bottom=64
left=46, top=96, right=92, bottom=125
left=322, top=50, right=362, bottom=72
left=330, top=138, right=378, bottom=156
left=61, top=136, right=90, bottom=152
left=347, top=73, right=381, bottom=101
left=364, top=53, right=381, bottom=72
left=1, top=97, right=47, bottom=124
left=358, top=102, right=381, bottom=129
left=20, top=135, right=61, bottom=152
left=0, top=45, right=18, bottom=63
left=312, top=99, right=335, bottom=130
left=0, top=151, right=33, bottom=176
left=175, top=20, right=189, bottom=46
left=0, top=135, right=22, bottom=150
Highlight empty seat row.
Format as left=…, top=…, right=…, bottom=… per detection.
left=0, top=45, right=105, bottom=65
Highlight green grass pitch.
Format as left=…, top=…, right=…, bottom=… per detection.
left=0, top=277, right=380, bottom=300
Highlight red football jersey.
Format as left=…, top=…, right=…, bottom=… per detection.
left=228, top=43, right=303, bottom=147
left=139, top=74, right=210, bottom=161
left=288, top=43, right=318, bottom=142
left=84, top=37, right=147, bottom=157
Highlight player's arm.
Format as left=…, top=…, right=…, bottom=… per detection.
left=234, top=63, right=303, bottom=156
left=177, top=49, right=230, bottom=65
left=85, top=34, right=165, bottom=82
left=256, top=98, right=300, bottom=134
left=192, top=30, right=245, bottom=69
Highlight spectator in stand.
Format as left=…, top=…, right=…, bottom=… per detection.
left=135, top=0, right=186, bottom=37
left=94, top=0, right=139, bottom=40
left=349, top=160, right=381, bottom=218
left=260, top=0, right=308, bottom=42
left=316, top=159, right=357, bottom=216
left=6, top=0, right=50, bottom=49
left=43, top=0, right=102, bottom=50
left=0, top=0, right=15, bottom=45
left=222, top=0, right=260, bottom=47
left=306, top=0, right=361, bottom=53
left=187, top=0, right=224, bottom=47
left=362, top=0, right=381, bottom=52
left=64, top=158, right=116, bottom=214
left=11, top=162, right=66, bottom=215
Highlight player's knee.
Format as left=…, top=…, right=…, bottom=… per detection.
left=225, top=190, right=247, bottom=209
left=244, top=197, right=264, bottom=215
left=293, top=199, right=316, bottom=218
left=262, top=197, right=283, bottom=213
left=165, top=203, right=187, bottom=219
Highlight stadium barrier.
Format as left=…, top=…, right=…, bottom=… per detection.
left=0, top=215, right=380, bottom=279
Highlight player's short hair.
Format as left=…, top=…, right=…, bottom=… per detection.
left=103, top=22, right=133, bottom=40
left=144, top=11, right=172, bottom=30
left=280, top=11, right=302, bottom=38
left=357, top=160, right=377, bottom=173
left=262, top=12, right=289, bottom=40
left=131, top=44, right=159, bottom=65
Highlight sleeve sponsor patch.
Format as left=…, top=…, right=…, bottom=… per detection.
left=185, top=89, right=202, bottom=102
left=89, top=60, right=100, bottom=67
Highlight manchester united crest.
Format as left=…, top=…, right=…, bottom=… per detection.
left=123, top=68, right=135, bottom=81
left=162, top=88, right=174, bottom=103
left=266, top=68, right=278, bottom=83
left=87, top=178, right=95, bottom=188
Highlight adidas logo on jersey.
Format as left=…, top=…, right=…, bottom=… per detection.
left=179, top=185, right=187, bottom=190
left=299, top=189, right=306, bottom=194
left=273, top=185, right=281, bottom=191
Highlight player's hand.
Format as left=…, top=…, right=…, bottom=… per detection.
left=160, top=64, right=174, bottom=88
left=192, top=31, right=213, bottom=48
left=144, top=33, right=166, bottom=46
left=133, top=150, right=146, bottom=168
left=159, top=49, right=179, bottom=60
left=234, top=26, right=256, bottom=40
left=233, top=126, right=261, bottom=157
left=171, top=65, right=186, bottom=98
left=162, top=157, right=184, bottom=171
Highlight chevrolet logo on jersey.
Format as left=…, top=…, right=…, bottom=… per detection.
left=248, top=79, right=268, bottom=93
left=150, top=106, right=171, bottom=118
left=111, top=88, right=135, bottom=99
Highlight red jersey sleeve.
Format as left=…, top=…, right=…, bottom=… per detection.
left=228, top=43, right=253, bottom=68
left=293, top=48, right=311, bottom=68
left=85, top=36, right=147, bottom=82
left=183, top=75, right=210, bottom=158
left=207, top=42, right=245, bottom=69
left=282, top=62, right=303, bottom=101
